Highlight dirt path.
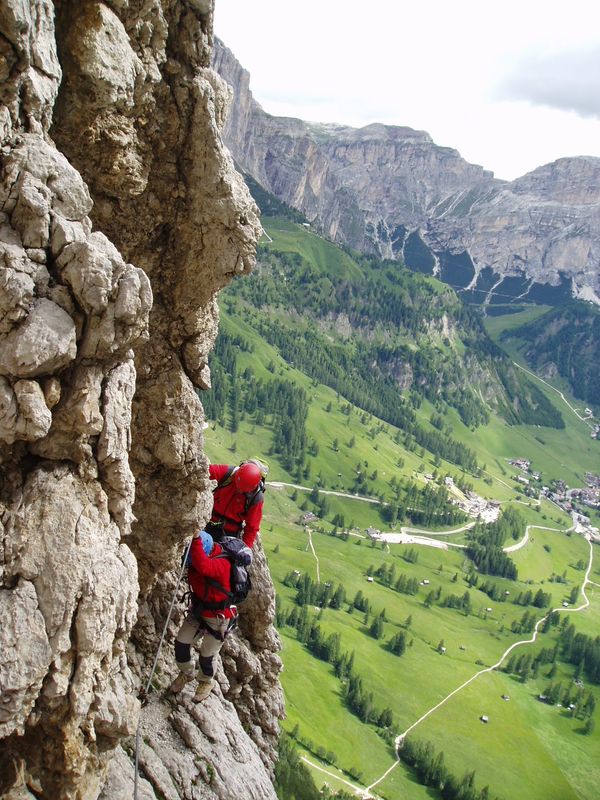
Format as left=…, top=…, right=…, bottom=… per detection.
left=268, top=480, right=382, bottom=504
left=294, top=501, right=592, bottom=798
left=512, top=361, right=595, bottom=428
left=504, top=523, right=575, bottom=553
left=300, top=757, right=371, bottom=798
left=365, top=534, right=595, bottom=795
left=305, top=528, right=321, bottom=584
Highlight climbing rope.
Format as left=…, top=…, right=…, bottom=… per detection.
left=133, top=535, right=194, bottom=799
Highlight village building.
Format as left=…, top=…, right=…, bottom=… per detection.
left=508, top=458, right=530, bottom=472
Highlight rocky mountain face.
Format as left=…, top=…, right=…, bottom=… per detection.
left=0, top=3, right=282, bottom=799
left=213, top=40, right=600, bottom=306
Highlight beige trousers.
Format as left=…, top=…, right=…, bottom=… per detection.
left=174, top=609, right=233, bottom=682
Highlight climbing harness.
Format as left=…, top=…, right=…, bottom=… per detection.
left=133, top=535, right=194, bottom=800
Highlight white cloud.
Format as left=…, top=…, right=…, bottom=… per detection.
left=214, top=0, right=600, bottom=180
left=497, top=45, right=600, bottom=119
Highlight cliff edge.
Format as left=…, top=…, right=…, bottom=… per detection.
left=0, top=2, right=283, bottom=798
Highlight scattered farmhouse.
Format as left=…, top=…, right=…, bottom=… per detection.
left=508, top=458, right=530, bottom=472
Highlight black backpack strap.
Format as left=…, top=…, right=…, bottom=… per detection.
left=205, top=576, right=235, bottom=602
left=245, top=479, right=265, bottom=512
left=214, top=466, right=235, bottom=491
left=192, top=589, right=230, bottom=612
left=210, top=467, right=242, bottom=533
left=193, top=565, right=236, bottom=611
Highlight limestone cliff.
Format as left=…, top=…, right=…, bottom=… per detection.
left=213, top=39, right=600, bottom=306
left=0, top=3, right=282, bottom=799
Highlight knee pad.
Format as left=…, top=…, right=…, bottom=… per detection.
left=175, top=640, right=192, bottom=665
left=199, top=655, right=214, bottom=677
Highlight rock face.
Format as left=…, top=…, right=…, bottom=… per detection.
left=1, top=3, right=282, bottom=799
left=213, top=39, right=600, bottom=306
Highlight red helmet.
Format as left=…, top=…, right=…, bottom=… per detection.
left=234, top=462, right=262, bottom=493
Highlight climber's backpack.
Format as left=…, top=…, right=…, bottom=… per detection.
left=190, top=536, right=253, bottom=611
left=212, top=536, right=253, bottom=604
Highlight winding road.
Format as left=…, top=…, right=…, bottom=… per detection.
left=365, top=533, right=595, bottom=797
left=512, top=361, right=595, bottom=429
left=299, top=518, right=595, bottom=799
left=268, top=480, right=382, bottom=504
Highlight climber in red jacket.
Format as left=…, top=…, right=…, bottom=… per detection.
left=170, top=530, right=239, bottom=702
left=205, top=459, right=267, bottom=549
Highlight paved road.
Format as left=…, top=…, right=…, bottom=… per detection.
left=268, top=481, right=382, bottom=504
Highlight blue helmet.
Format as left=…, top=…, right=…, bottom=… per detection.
left=199, top=530, right=213, bottom=555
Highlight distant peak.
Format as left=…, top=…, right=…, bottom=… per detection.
left=511, top=155, right=600, bottom=204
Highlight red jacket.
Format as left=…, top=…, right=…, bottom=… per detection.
left=188, top=538, right=236, bottom=619
left=209, top=464, right=264, bottom=549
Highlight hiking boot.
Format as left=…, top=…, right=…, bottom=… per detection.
left=169, top=672, right=193, bottom=694
left=193, top=679, right=215, bottom=703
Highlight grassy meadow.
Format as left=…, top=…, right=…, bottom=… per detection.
left=201, top=218, right=599, bottom=799
left=204, top=397, right=600, bottom=799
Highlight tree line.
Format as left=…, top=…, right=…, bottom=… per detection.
left=205, top=310, right=481, bottom=476
left=465, top=509, right=520, bottom=580
left=559, top=624, right=600, bottom=684
left=477, top=580, right=551, bottom=608
left=253, top=315, right=481, bottom=473
left=275, top=597, right=399, bottom=736
left=502, top=301, right=599, bottom=409
left=202, top=331, right=308, bottom=473
left=274, top=732, right=355, bottom=800
left=224, top=240, right=565, bottom=430
left=399, top=737, right=503, bottom=800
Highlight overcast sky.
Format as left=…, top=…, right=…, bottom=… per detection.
left=214, top=0, right=600, bottom=181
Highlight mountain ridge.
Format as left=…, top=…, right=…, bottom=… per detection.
left=213, top=39, right=600, bottom=306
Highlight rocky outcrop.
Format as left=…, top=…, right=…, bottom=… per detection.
left=213, top=39, right=600, bottom=306
left=1, top=3, right=282, bottom=799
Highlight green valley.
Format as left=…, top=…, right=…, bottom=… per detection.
left=202, top=214, right=600, bottom=800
